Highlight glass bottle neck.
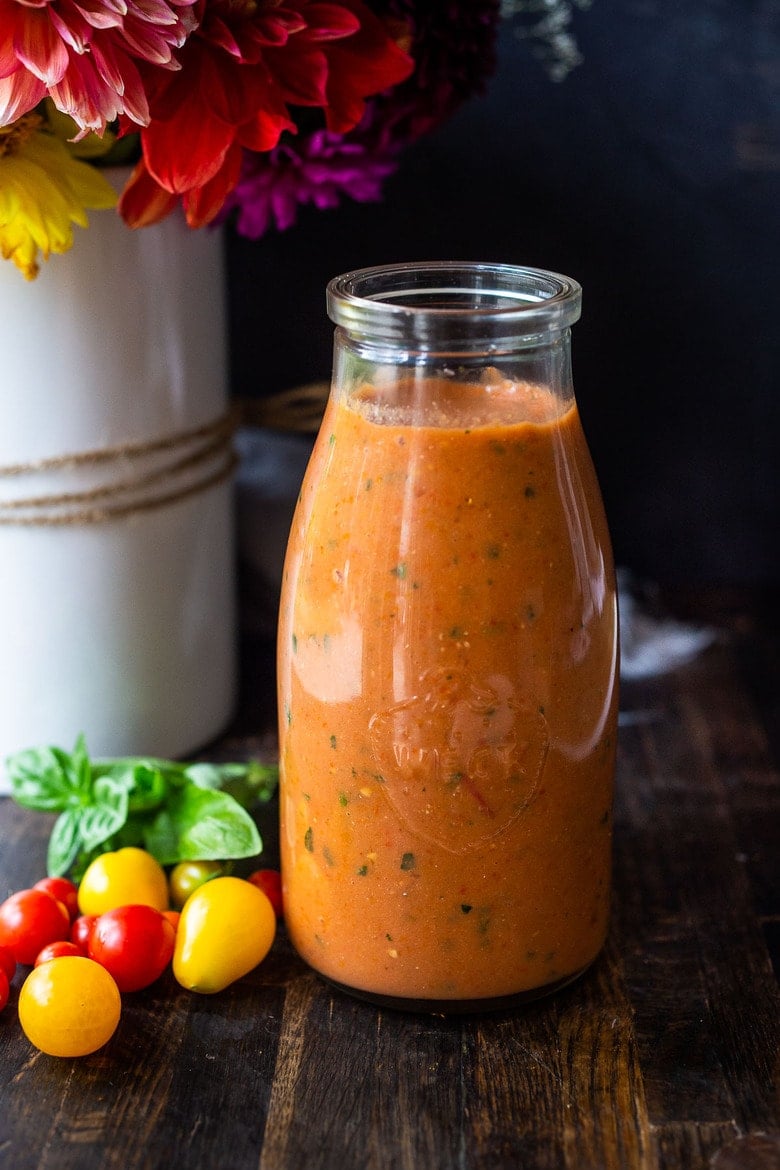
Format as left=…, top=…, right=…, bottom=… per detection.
left=327, top=262, right=581, bottom=353
left=326, top=262, right=580, bottom=419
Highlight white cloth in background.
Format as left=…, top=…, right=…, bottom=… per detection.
left=617, top=569, right=717, bottom=680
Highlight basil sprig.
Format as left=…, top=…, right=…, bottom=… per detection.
left=6, top=734, right=278, bottom=880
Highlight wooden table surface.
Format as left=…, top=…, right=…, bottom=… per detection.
left=0, top=589, right=778, bottom=1170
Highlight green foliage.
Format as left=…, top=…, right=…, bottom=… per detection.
left=6, top=734, right=278, bottom=880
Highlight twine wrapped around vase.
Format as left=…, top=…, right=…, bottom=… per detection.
left=0, top=409, right=239, bottom=526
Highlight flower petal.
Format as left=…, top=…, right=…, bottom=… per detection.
left=142, top=105, right=233, bottom=191
left=0, top=70, right=46, bottom=122
left=322, top=2, right=414, bottom=134
left=0, top=124, right=117, bottom=279
left=300, top=3, right=360, bottom=40
left=181, top=138, right=241, bottom=225
left=90, top=38, right=151, bottom=124
left=0, top=24, right=19, bottom=78
left=117, top=157, right=179, bottom=225
left=14, top=8, right=71, bottom=84
left=264, top=42, right=329, bottom=106
left=70, top=0, right=128, bottom=31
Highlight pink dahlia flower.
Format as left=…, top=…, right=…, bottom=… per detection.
left=0, top=0, right=199, bottom=134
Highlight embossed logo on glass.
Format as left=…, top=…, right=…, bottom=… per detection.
left=369, top=667, right=548, bottom=852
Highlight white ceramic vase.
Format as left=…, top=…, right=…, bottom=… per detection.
left=0, top=180, right=237, bottom=788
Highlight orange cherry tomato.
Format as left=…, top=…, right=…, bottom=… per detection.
left=163, top=910, right=181, bottom=934
left=19, top=956, right=121, bottom=1057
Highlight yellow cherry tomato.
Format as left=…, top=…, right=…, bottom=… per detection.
left=173, top=876, right=276, bottom=994
left=77, top=847, right=169, bottom=917
left=19, top=956, right=121, bottom=1057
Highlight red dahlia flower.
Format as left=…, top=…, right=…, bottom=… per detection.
left=118, top=0, right=413, bottom=229
left=0, top=0, right=199, bottom=134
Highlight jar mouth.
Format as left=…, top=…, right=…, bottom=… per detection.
left=327, top=261, right=582, bottom=346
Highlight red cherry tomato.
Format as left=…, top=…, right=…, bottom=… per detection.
left=34, top=877, right=80, bottom=922
left=35, top=940, right=86, bottom=966
left=0, top=944, right=16, bottom=984
left=0, top=969, right=9, bottom=1012
left=70, top=915, right=97, bottom=951
left=0, top=889, right=70, bottom=965
left=247, top=869, right=283, bottom=919
left=88, top=905, right=176, bottom=992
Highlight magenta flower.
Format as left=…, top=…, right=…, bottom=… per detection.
left=0, top=0, right=199, bottom=134
left=221, top=128, right=400, bottom=238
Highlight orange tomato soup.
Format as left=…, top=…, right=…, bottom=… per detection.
left=278, top=374, right=618, bottom=1004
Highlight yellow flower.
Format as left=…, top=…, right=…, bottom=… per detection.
left=0, top=114, right=118, bottom=280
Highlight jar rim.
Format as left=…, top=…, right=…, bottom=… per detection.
left=326, top=261, right=582, bottom=345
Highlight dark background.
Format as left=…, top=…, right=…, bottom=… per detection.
left=226, top=1, right=779, bottom=588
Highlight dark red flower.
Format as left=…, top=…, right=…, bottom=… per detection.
left=372, top=0, right=501, bottom=142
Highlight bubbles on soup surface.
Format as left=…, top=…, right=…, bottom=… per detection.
left=349, top=370, right=564, bottom=428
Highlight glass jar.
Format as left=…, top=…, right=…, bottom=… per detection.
left=277, top=262, right=619, bottom=1013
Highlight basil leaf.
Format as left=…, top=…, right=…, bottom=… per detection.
left=11, top=734, right=277, bottom=879
left=47, top=808, right=84, bottom=876
left=95, top=761, right=168, bottom=812
left=143, top=783, right=261, bottom=865
left=183, top=763, right=226, bottom=790
left=94, top=755, right=187, bottom=782
left=70, top=733, right=92, bottom=793
left=78, top=776, right=128, bottom=851
left=6, top=746, right=84, bottom=812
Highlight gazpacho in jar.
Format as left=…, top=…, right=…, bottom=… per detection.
left=277, top=263, right=619, bottom=1012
